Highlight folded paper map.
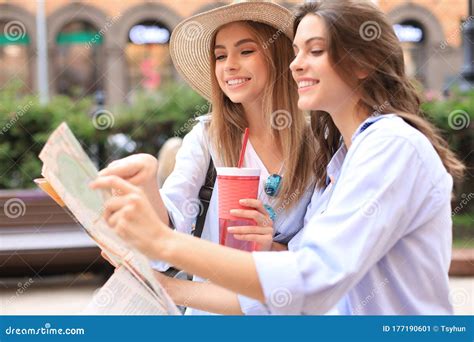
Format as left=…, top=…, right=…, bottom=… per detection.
left=38, top=122, right=180, bottom=315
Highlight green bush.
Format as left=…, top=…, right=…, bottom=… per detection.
left=422, top=88, right=474, bottom=157
left=0, top=82, right=207, bottom=189
left=0, top=81, right=472, bottom=193
left=113, top=83, right=209, bottom=157
left=422, top=89, right=474, bottom=213
left=452, top=213, right=474, bottom=247
left=0, top=83, right=98, bottom=189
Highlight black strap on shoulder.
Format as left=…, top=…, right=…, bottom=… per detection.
left=163, top=159, right=215, bottom=280
left=193, top=158, right=216, bottom=238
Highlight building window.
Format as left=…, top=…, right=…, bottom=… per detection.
left=55, top=21, right=103, bottom=98
left=393, top=20, right=427, bottom=85
left=0, top=21, right=30, bottom=92
left=125, top=20, right=172, bottom=101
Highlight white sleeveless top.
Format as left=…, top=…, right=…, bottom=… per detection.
left=152, top=115, right=313, bottom=315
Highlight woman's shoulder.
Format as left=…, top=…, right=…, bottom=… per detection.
left=355, top=113, right=449, bottom=183
left=195, top=114, right=212, bottom=124
left=181, top=113, right=220, bottom=163
left=181, top=114, right=211, bottom=140
left=360, top=114, right=434, bottom=153
left=188, top=114, right=211, bottom=137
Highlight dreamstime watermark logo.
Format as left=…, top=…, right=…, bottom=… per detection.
left=270, top=110, right=292, bottom=130
left=262, top=190, right=300, bottom=226
left=86, top=13, right=122, bottom=49
left=440, top=16, right=473, bottom=50
left=452, top=193, right=474, bottom=216
left=0, top=101, right=33, bottom=135
left=372, top=100, right=390, bottom=116
left=359, top=21, right=381, bottom=41
left=92, top=287, right=115, bottom=308
left=5, top=323, right=85, bottom=336
left=3, top=198, right=26, bottom=219
left=181, top=21, right=204, bottom=42
left=361, top=198, right=380, bottom=218
left=353, top=278, right=389, bottom=314
left=262, top=16, right=294, bottom=50
left=4, top=20, right=26, bottom=42
left=181, top=198, right=204, bottom=219
left=449, top=288, right=470, bottom=307
left=270, top=287, right=292, bottom=308
left=92, top=109, right=115, bottom=130
left=5, top=278, right=34, bottom=306
left=448, top=110, right=470, bottom=130
left=173, top=103, right=210, bottom=137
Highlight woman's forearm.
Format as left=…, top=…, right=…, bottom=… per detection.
left=155, top=228, right=265, bottom=302
left=156, top=273, right=244, bottom=315
left=147, top=187, right=170, bottom=227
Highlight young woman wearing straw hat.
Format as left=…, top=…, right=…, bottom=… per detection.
left=92, top=0, right=465, bottom=315
left=96, top=1, right=320, bottom=314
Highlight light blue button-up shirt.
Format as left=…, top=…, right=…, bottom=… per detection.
left=252, top=114, right=454, bottom=315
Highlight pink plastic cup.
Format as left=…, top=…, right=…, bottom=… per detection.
left=216, top=167, right=260, bottom=251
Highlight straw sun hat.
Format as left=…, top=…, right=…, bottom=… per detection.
left=170, top=0, right=295, bottom=101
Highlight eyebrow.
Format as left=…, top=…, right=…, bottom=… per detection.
left=292, top=36, right=326, bottom=49
left=214, top=38, right=257, bottom=50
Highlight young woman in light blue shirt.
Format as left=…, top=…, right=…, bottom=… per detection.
left=91, top=0, right=465, bottom=315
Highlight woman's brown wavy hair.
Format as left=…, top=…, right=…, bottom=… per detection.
left=294, top=0, right=465, bottom=189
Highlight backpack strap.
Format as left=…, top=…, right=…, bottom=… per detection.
left=164, top=159, right=216, bottom=280
left=193, top=158, right=216, bottom=238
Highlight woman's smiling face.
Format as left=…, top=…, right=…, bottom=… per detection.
left=214, top=22, right=269, bottom=105
left=290, top=14, right=356, bottom=113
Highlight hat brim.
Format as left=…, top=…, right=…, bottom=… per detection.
left=170, top=2, right=295, bottom=101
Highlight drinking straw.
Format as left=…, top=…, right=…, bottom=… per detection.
left=237, top=127, right=249, bottom=168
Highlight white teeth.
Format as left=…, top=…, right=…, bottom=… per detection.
left=298, top=80, right=318, bottom=88
left=227, top=78, right=250, bottom=86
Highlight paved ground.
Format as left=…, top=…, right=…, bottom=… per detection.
left=0, top=273, right=104, bottom=315
left=448, top=277, right=474, bottom=315
left=0, top=273, right=472, bottom=315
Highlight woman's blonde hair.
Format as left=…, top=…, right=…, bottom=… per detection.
left=208, top=21, right=316, bottom=208
left=157, top=137, right=183, bottom=187
left=294, top=1, right=465, bottom=189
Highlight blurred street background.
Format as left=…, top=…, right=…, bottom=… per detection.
left=0, top=0, right=473, bottom=315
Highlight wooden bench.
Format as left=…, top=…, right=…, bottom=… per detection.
left=0, top=189, right=109, bottom=277
left=449, top=249, right=474, bottom=276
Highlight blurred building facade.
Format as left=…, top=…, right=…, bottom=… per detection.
left=0, top=0, right=469, bottom=105
left=379, top=0, right=469, bottom=96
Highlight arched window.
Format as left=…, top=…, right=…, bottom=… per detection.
left=393, top=20, right=428, bottom=86
left=55, top=21, right=103, bottom=98
left=0, top=20, right=30, bottom=92
left=125, top=20, right=172, bottom=99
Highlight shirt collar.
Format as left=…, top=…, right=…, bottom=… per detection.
left=351, top=114, right=395, bottom=142
left=326, top=144, right=347, bottom=185
left=325, top=114, right=395, bottom=186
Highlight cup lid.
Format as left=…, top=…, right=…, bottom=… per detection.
left=216, top=167, right=260, bottom=177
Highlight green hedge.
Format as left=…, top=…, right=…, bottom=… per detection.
left=0, top=82, right=472, bottom=196
left=422, top=89, right=474, bottom=214
left=421, top=88, right=474, bottom=158
left=0, top=82, right=207, bottom=189
left=0, top=84, right=96, bottom=189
